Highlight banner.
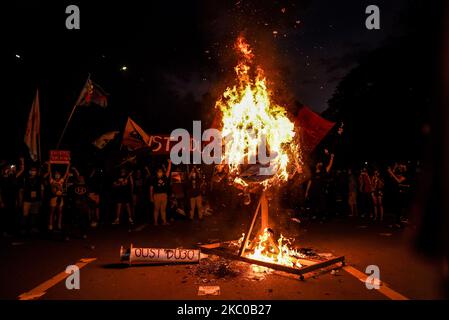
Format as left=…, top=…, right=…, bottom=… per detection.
left=295, top=106, right=335, bottom=152
left=24, top=90, right=40, bottom=162
left=120, top=245, right=201, bottom=266
left=148, top=134, right=206, bottom=155
left=49, top=150, right=71, bottom=164
left=122, top=119, right=204, bottom=155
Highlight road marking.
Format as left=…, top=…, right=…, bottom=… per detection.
left=343, top=265, right=409, bottom=300
left=18, top=258, right=97, bottom=300
left=135, top=224, right=148, bottom=232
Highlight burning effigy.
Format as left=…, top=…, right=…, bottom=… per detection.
left=216, top=35, right=302, bottom=190
left=212, top=35, right=306, bottom=270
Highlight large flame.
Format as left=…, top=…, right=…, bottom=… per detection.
left=238, top=229, right=303, bottom=269
left=220, top=36, right=303, bottom=270
left=216, top=36, right=299, bottom=188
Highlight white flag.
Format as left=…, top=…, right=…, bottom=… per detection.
left=93, top=131, right=119, bottom=149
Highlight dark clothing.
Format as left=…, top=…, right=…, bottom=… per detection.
left=23, top=176, right=42, bottom=202
left=391, top=171, right=411, bottom=223
left=0, top=175, right=18, bottom=234
left=88, top=171, right=103, bottom=194
left=133, top=177, right=144, bottom=195
left=65, top=182, right=90, bottom=237
left=309, top=170, right=327, bottom=198
left=0, top=176, right=16, bottom=209
left=186, top=176, right=201, bottom=198
left=309, top=170, right=328, bottom=218
left=71, top=183, right=89, bottom=209
left=113, top=176, right=132, bottom=203
left=152, top=176, right=169, bottom=194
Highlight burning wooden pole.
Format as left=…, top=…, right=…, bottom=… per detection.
left=238, top=191, right=269, bottom=257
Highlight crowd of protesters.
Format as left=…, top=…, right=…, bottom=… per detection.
left=0, top=148, right=418, bottom=240
left=296, top=152, right=416, bottom=228
left=0, top=156, right=213, bottom=240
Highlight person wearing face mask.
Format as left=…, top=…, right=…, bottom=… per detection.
left=149, top=159, right=171, bottom=226
left=48, top=163, right=70, bottom=231
left=186, top=166, right=202, bottom=221
left=22, top=166, right=43, bottom=234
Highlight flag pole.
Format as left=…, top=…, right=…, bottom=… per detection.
left=56, top=75, right=90, bottom=149
left=56, top=101, right=79, bottom=149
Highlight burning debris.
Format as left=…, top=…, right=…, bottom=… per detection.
left=244, top=228, right=303, bottom=269
left=195, top=36, right=345, bottom=279
left=212, top=35, right=307, bottom=269
left=216, top=35, right=302, bottom=190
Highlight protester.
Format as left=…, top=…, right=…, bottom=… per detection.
left=305, top=153, right=334, bottom=221
left=347, top=168, right=358, bottom=217
left=67, top=175, right=90, bottom=239
left=168, top=192, right=186, bottom=220
left=48, top=164, right=70, bottom=231
left=15, top=157, right=25, bottom=216
left=358, top=167, right=373, bottom=218
left=87, top=168, right=102, bottom=227
left=0, top=165, right=17, bottom=237
left=186, top=166, right=203, bottom=221
left=149, top=159, right=171, bottom=226
left=334, top=169, right=347, bottom=216
left=387, top=163, right=411, bottom=227
left=132, top=169, right=145, bottom=222
left=21, top=165, right=43, bottom=234
left=112, top=168, right=134, bottom=225
left=371, top=168, right=385, bottom=221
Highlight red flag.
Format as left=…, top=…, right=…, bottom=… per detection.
left=76, top=78, right=108, bottom=108
left=24, top=90, right=41, bottom=162
left=295, top=106, right=335, bottom=152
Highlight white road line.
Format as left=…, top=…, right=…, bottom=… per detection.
left=18, top=258, right=97, bottom=300
left=343, top=265, right=409, bottom=300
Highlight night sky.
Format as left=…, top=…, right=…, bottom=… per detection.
left=2, top=0, right=415, bottom=159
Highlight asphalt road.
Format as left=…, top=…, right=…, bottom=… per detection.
left=0, top=202, right=444, bottom=300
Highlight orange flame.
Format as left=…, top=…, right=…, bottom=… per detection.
left=217, top=35, right=300, bottom=188
left=240, top=229, right=303, bottom=269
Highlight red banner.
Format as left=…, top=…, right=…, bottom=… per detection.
left=295, top=106, right=335, bottom=153
left=148, top=135, right=205, bottom=155
left=49, top=150, right=71, bottom=164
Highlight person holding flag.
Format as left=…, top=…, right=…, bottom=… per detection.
left=57, top=75, right=108, bottom=149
